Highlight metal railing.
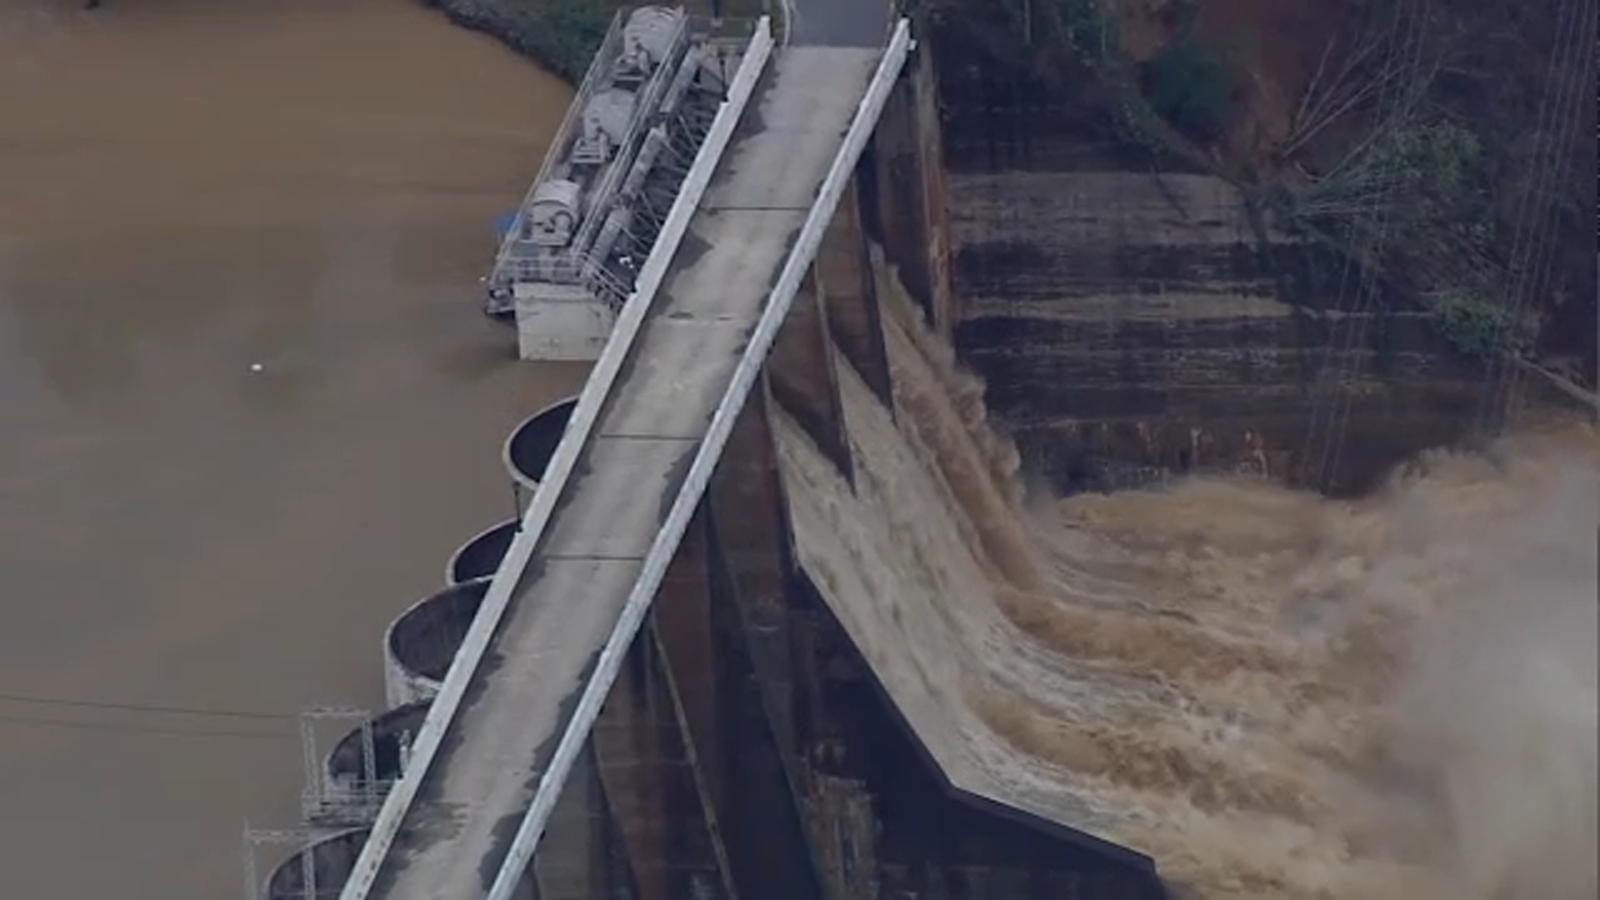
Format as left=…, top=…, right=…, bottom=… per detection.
left=301, top=782, right=400, bottom=828
left=483, top=19, right=917, bottom=900
left=489, top=9, right=771, bottom=303
left=568, top=12, right=693, bottom=258
left=493, top=253, right=634, bottom=307
left=487, top=9, right=629, bottom=286
left=492, top=12, right=748, bottom=315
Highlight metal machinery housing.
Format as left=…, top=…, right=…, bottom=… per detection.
left=484, top=6, right=734, bottom=361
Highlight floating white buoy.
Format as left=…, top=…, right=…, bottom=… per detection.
left=249, top=363, right=264, bottom=373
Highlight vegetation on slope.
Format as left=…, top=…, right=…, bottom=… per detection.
left=919, top=0, right=1595, bottom=381
left=422, top=0, right=770, bottom=84
left=421, top=0, right=627, bottom=82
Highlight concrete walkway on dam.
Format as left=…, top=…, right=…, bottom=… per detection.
left=343, top=29, right=900, bottom=900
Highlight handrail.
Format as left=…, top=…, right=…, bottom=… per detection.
left=569, top=12, right=692, bottom=258
left=487, top=9, right=627, bottom=284
left=483, top=19, right=916, bottom=900
left=334, top=18, right=775, bottom=900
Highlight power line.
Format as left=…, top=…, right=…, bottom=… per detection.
left=1300, top=0, right=1431, bottom=491
left=1482, top=0, right=1596, bottom=432
left=1474, top=0, right=1592, bottom=436
left=1321, top=0, right=1434, bottom=486
left=0, top=690, right=294, bottom=721
left=0, top=711, right=293, bottom=741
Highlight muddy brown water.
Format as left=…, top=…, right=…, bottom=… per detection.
left=0, top=1, right=581, bottom=896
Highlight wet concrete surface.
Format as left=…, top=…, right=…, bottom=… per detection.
left=0, top=1, right=582, bottom=896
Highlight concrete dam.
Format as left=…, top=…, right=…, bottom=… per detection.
left=242, top=5, right=1598, bottom=900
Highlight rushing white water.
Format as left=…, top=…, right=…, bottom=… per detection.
left=1012, top=430, right=1597, bottom=900
left=782, top=259, right=1597, bottom=900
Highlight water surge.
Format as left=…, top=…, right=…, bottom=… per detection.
left=782, top=260, right=1598, bottom=900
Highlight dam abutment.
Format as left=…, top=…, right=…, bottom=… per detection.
left=917, top=13, right=1503, bottom=495
left=858, top=24, right=956, bottom=343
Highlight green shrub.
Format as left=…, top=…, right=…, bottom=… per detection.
left=426, top=0, right=626, bottom=83
left=1431, top=288, right=1509, bottom=360
left=1139, top=33, right=1236, bottom=142
left=1265, top=118, right=1512, bottom=359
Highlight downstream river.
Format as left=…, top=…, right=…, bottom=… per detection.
left=0, top=1, right=579, bottom=896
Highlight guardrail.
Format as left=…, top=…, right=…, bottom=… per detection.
left=494, top=253, right=635, bottom=309
left=486, top=9, right=627, bottom=284
left=334, top=18, right=775, bottom=900
left=483, top=18, right=916, bottom=900
left=568, top=13, right=692, bottom=258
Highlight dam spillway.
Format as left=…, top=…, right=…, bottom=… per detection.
left=244, top=7, right=1168, bottom=900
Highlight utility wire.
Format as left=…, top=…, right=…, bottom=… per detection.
left=0, top=690, right=294, bottom=721
left=1482, top=0, right=1595, bottom=432
left=1321, top=0, right=1434, bottom=486
left=0, top=711, right=293, bottom=741
left=1474, top=0, right=1591, bottom=437
left=1297, top=0, right=1405, bottom=486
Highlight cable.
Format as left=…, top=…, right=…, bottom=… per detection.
left=1484, top=0, right=1585, bottom=426
left=1297, top=0, right=1411, bottom=487
left=0, top=711, right=293, bottom=741
left=1486, top=0, right=1596, bottom=430
left=1474, top=0, right=1590, bottom=436
left=1300, top=0, right=1429, bottom=491
left=1321, top=0, right=1434, bottom=486
left=0, top=690, right=294, bottom=721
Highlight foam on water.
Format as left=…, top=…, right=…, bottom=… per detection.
left=867, top=269, right=1598, bottom=900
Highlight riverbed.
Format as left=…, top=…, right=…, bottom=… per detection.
left=0, top=1, right=579, bottom=895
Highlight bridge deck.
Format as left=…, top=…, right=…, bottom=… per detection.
left=365, top=46, right=883, bottom=900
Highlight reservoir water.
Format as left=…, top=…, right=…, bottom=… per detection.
left=0, top=1, right=579, bottom=896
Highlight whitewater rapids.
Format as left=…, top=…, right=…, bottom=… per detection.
left=774, top=266, right=1597, bottom=900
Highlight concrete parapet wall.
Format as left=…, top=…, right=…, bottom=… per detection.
left=945, top=164, right=1484, bottom=494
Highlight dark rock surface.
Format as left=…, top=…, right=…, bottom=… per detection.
left=925, top=28, right=1500, bottom=497
left=946, top=165, right=1488, bottom=496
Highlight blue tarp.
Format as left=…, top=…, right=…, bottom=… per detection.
left=495, top=212, right=517, bottom=239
